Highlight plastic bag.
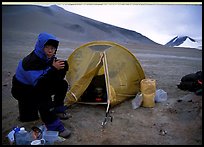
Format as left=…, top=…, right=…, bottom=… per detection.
left=155, top=89, right=167, bottom=102
left=132, top=92, right=143, bottom=109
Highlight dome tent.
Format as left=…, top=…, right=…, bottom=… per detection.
left=64, top=41, right=145, bottom=125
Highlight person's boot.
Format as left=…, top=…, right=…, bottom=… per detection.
left=45, top=118, right=71, bottom=138
left=56, top=113, right=71, bottom=120
left=59, top=127, right=71, bottom=138
left=53, top=106, right=71, bottom=120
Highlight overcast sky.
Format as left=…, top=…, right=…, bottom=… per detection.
left=30, top=2, right=202, bottom=45
left=54, top=3, right=202, bottom=45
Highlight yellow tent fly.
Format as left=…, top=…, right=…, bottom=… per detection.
left=64, top=41, right=145, bottom=126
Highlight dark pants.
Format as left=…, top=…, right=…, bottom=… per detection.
left=35, top=79, right=68, bottom=124
left=12, top=65, right=69, bottom=124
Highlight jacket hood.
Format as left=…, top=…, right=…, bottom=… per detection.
left=34, top=32, right=59, bottom=61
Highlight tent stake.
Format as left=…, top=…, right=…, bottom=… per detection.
left=101, top=103, right=113, bottom=128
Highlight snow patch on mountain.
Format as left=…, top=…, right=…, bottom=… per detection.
left=165, top=36, right=202, bottom=50
left=176, top=37, right=202, bottom=50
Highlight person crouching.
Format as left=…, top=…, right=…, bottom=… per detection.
left=11, top=32, right=71, bottom=138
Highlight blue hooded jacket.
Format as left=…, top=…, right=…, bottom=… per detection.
left=15, top=32, right=59, bottom=86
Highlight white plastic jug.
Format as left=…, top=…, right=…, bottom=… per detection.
left=15, top=127, right=32, bottom=145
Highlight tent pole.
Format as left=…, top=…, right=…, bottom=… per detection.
left=101, top=52, right=113, bottom=128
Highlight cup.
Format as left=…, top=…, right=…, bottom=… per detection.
left=31, top=139, right=45, bottom=145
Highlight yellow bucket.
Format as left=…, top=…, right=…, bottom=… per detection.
left=140, top=79, right=156, bottom=107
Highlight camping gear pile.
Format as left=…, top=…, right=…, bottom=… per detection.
left=132, top=88, right=168, bottom=109
left=7, top=125, right=64, bottom=145
left=131, top=79, right=168, bottom=109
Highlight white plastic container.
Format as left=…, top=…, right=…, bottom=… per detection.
left=15, top=127, right=32, bottom=145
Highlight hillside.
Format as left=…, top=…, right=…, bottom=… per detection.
left=2, top=5, right=160, bottom=46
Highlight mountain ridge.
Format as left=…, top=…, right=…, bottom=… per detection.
left=2, top=4, right=160, bottom=46
left=165, top=35, right=202, bottom=50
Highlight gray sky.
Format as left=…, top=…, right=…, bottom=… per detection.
left=56, top=3, right=202, bottom=45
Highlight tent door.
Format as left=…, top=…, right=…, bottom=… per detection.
left=80, top=74, right=108, bottom=104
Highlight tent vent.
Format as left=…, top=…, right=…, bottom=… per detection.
left=89, top=45, right=112, bottom=51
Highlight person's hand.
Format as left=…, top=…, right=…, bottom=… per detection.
left=52, top=59, right=65, bottom=70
